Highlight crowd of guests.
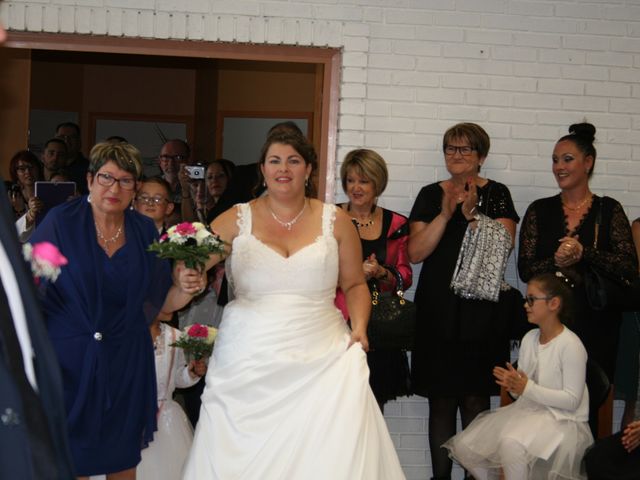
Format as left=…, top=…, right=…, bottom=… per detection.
left=4, top=118, right=640, bottom=480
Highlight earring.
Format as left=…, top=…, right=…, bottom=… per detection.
left=87, top=193, right=92, bottom=203
left=305, top=177, right=309, bottom=187
left=130, top=200, right=134, bottom=210
left=263, top=180, right=266, bottom=187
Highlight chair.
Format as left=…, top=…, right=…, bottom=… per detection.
left=499, top=358, right=612, bottom=438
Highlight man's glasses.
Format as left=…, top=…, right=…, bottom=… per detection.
left=444, top=145, right=476, bottom=156
left=524, top=295, right=553, bottom=307
left=16, top=165, right=35, bottom=173
left=136, top=195, right=168, bottom=206
left=95, top=172, right=136, bottom=191
left=158, top=154, right=187, bottom=163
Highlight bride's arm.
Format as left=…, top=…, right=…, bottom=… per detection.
left=335, top=208, right=371, bottom=351
left=204, top=205, right=239, bottom=271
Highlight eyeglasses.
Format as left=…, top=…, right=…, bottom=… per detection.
left=16, top=165, right=35, bottom=173
left=524, top=295, right=553, bottom=307
left=444, top=145, right=476, bottom=156
left=95, top=172, right=136, bottom=191
left=158, top=154, right=187, bottom=163
left=136, top=195, right=168, bottom=206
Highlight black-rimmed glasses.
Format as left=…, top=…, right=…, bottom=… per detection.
left=135, top=195, right=168, bottom=206
left=96, top=172, right=136, bottom=190
left=524, top=295, right=553, bottom=307
left=444, top=145, right=476, bottom=156
left=16, top=165, right=36, bottom=173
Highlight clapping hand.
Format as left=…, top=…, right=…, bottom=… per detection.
left=554, top=235, right=583, bottom=268
left=622, top=420, right=640, bottom=452
left=461, top=178, right=478, bottom=221
left=494, top=362, right=528, bottom=396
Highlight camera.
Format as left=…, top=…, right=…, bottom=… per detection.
left=185, top=165, right=205, bottom=180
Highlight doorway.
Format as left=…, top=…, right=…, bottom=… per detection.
left=2, top=32, right=341, bottom=199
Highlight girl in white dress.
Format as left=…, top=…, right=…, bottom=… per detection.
left=137, top=319, right=206, bottom=480
left=444, top=273, right=593, bottom=479
left=183, top=131, right=405, bottom=479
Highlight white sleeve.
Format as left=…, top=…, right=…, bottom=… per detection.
left=521, top=335, right=587, bottom=411
left=174, top=346, right=200, bottom=389
left=15, top=214, right=34, bottom=243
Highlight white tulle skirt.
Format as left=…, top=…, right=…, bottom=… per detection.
left=444, top=398, right=593, bottom=479
left=137, top=400, right=194, bottom=480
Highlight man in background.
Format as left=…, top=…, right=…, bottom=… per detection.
left=55, top=121, right=88, bottom=193
left=157, top=138, right=192, bottom=225
left=41, top=137, right=67, bottom=181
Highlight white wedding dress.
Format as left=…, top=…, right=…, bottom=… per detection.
left=183, top=202, right=405, bottom=480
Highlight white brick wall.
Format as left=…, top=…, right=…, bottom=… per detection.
left=4, top=1, right=640, bottom=478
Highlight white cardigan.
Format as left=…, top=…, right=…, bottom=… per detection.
left=517, top=326, right=589, bottom=422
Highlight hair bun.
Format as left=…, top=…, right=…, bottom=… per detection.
left=568, top=122, right=596, bottom=143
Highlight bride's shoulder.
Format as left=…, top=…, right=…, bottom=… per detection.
left=210, top=204, right=244, bottom=242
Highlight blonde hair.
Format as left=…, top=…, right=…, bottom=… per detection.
left=340, top=149, right=388, bottom=197
left=88, top=142, right=143, bottom=179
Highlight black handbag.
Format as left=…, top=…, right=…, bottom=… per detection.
left=584, top=199, right=640, bottom=311
left=367, top=265, right=416, bottom=351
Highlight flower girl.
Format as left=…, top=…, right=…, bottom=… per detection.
left=136, top=317, right=207, bottom=480
left=444, top=273, right=593, bottom=479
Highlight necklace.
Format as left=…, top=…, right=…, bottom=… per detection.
left=95, top=222, right=123, bottom=255
left=351, top=216, right=374, bottom=228
left=347, top=203, right=375, bottom=228
left=268, top=200, right=307, bottom=231
left=562, top=193, right=592, bottom=211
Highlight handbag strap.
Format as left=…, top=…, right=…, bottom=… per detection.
left=593, top=197, right=602, bottom=249
left=370, top=265, right=407, bottom=305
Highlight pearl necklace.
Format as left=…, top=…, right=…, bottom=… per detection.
left=562, top=193, right=592, bottom=211
left=268, top=201, right=307, bottom=231
left=95, top=222, right=123, bottom=255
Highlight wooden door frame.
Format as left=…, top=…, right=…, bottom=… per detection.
left=6, top=32, right=341, bottom=201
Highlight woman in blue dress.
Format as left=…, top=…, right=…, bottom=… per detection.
left=30, top=142, right=205, bottom=479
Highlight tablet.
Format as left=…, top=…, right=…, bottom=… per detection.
left=34, top=181, right=76, bottom=224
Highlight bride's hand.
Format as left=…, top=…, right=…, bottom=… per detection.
left=349, top=330, right=369, bottom=352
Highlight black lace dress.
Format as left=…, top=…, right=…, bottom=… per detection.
left=409, top=180, right=519, bottom=397
left=518, top=194, right=638, bottom=381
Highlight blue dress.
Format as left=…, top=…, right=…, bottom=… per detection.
left=31, top=196, right=172, bottom=476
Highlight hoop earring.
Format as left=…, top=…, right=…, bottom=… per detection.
left=87, top=194, right=92, bottom=203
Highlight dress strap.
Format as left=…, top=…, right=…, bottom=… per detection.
left=236, top=203, right=252, bottom=236
left=322, top=203, right=337, bottom=237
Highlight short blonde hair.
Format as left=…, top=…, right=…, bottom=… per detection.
left=88, top=142, right=143, bottom=179
left=340, top=149, right=388, bottom=197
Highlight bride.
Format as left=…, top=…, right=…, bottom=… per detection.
left=182, top=131, right=405, bottom=479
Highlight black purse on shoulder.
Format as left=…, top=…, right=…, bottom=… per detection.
left=367, top=265, right=416, bottom=351
left=583, top=199, right=640, bottom=311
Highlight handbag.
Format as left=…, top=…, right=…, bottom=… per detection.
left=367, top=265, right=416, bottom=351
left=583, top=199, right=640, bottom=311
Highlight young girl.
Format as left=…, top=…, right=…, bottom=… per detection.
left=136, top=317, right=207, bottom=480
left=444, top=273, right=593, bottom=479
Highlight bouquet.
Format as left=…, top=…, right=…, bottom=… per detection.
left=148, top=222, right=226, bottom=270
left=22, top=241, right=68, bottom=285
left=170, top=323, right=218, bottom=360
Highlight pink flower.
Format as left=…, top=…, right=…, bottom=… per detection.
left=32, top=242, right=68, bottom=267
left=160, top=233, right=168, bottom=242
left=175, top=222, right=197, bottom=236
left=187, top=323, right=209, bottom=338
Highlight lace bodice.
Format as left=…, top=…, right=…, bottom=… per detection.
left=518, top=194, right=637, bottom=283
left=226, top=202, right=339, bottom=299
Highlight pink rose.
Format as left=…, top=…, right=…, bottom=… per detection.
left=159, top=233, right=169, bottom=242
left=187, top=323, right=209, bottom=338
left=32, top=242, right=68, bottom=268
left=175, top=222, right=197, bottom=236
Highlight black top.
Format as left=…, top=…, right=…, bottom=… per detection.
left=409, top=180, right=519, bottom=396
